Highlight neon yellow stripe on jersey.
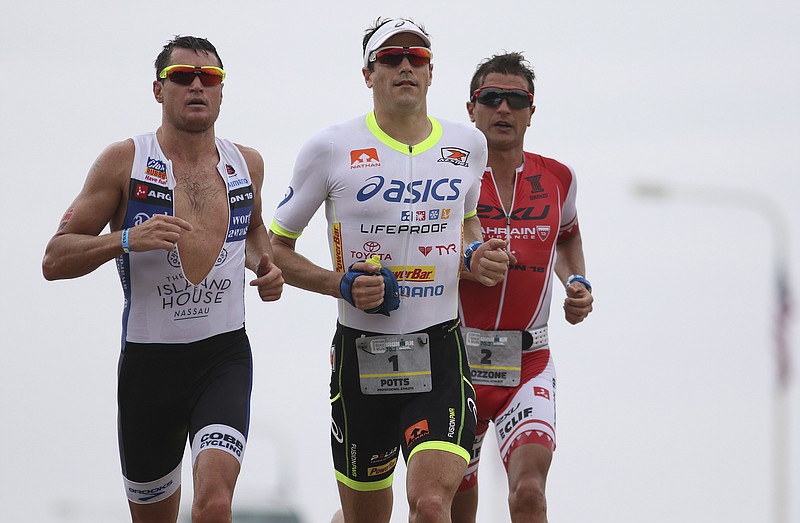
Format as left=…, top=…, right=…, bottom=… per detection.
left=366, top=112, right=442, bottom=156
left=269, top=219, right=301, bottom=239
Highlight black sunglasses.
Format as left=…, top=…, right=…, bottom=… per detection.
left=472, top=86, right=533, bottom=110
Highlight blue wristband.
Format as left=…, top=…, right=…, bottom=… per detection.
left=463, top=241, right=482, bottom=272
left=121, top=228, right=131, bottom=253
left=566, top=274, right=592, bottom=292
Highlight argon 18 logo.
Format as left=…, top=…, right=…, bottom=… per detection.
left=356, top=176, right=462, bottom=203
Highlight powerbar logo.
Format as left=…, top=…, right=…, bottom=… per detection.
left=387, top=266, right=436, bottom=282
left=332, top=222, right=345, bottom=273
left=368, top=457, right=398, bottom=477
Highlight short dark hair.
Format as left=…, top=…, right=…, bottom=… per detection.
left=470, top=52, right=535, bottom=98
left=154, top=35, right=223, bottom=79
left=362, top=17, right=430, bottom=71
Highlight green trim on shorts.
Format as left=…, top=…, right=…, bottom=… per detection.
left=335, top=470, right=394, bottom=491
left=269, top=219, right=301, bottom=239
left=464, top=208, right=477, bottom=220
left=408, top=441, right=471, bottom=465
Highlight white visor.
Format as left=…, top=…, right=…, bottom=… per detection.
left=363, top=19, right=431, bottom=68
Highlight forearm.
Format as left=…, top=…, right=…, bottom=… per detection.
left=270, top=234, right=342, bottom=298
left=463, top=216, right=484, bottom=246
left=42, top=230, right=124, bottom=280
left=245, top=223, right=272, bottom=274
left=555, top=233, right=586, bottom=284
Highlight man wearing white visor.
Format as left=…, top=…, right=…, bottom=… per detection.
left=270, top=17, right=510, bottom=523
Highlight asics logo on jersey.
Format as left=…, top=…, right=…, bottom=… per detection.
left=277, top=186, right=294, bottom=208
left=331, top=419, right=344, bottom=443
left=356, top=176, right=462, bottom=203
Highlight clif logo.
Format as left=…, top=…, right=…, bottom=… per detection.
left=437, top=147, right=470, bottom=167
left=350, top=148, right=381, bottom=169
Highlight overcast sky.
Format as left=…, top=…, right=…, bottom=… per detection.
left=1, top=1, right=798, bottom=522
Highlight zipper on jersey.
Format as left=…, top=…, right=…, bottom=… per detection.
left=397, top=144, right=414, bottom=334
left=487, top=167, right=516, bottom=330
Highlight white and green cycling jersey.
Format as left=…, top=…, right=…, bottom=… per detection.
left=271, top=112, right=487, bottom=334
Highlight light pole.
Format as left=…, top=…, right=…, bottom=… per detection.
left=632, top=181, right=793, bottom=523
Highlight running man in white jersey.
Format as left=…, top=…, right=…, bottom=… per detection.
left=270, top=18, right=509, bottom=523
left=42, top=36, right=283, bottom=523
left=451, top=52, right=594, bottom=523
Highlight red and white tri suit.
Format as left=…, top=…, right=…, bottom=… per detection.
left=457, top=151, right=578, bottom=489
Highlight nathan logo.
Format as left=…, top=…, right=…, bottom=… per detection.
left=145, top=157, right=167, bottom=184
left=437, top=147, right=470, bottom=167
left=405, top=420, right=430, bottom=446
left=225, top=164, right=236, bottom=175
left=350, top=148, right=381, bottom=169
left=388, top=265, right=436, bottom=282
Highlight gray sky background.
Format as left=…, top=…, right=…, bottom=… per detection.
left=1, top=1, right=798, bottom=522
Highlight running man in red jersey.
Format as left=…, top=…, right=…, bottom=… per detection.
left=452, top=52, right=594, bottom=523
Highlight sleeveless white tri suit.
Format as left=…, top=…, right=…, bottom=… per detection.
left=114, top=132, right=255, bottom=504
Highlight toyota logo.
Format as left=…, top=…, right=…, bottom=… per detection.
left=363, top=241, right=381, bottom=253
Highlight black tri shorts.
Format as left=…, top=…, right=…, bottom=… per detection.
left=329, top=319, right=476, bottom=491
left=117, top=327, right=252, bottom=503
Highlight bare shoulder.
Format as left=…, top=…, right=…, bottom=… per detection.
left=234, top=143, right=264, bottom=168
left=89, top=138, right=136, bottom=183
left=234, top=142, right=264, bottom=184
